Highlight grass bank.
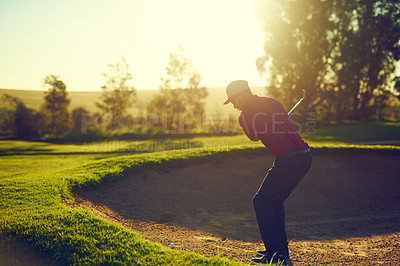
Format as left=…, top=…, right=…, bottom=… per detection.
left=1, top=147, right=269, bottom=265
left=1, top=121, right=400, bottom=264
left=2, top=145, right=400, bottom=265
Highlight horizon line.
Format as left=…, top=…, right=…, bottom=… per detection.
left=0, top=84, right=267, bottom=92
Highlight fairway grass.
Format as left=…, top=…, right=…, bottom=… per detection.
left=2, top=121, right=399, bottom=156
left=1, top=148, right=265, bottom=265
left=304, top=121, right=400, bottom=144
left=0, top=135, right=262, bottom=156
left=1, top=123, right=399, bottom=265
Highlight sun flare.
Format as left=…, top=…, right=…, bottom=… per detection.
left=0, top=0, right=265, bottom=91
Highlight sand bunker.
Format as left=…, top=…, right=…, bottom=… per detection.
left=73, top=151, right=400, bottom=265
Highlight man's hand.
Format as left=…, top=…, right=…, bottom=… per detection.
left=239, top=113, right=259, bottom=141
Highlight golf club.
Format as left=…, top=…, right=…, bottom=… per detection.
left=288, top=89, right=306, bottom=115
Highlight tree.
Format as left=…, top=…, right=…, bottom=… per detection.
left=0, top=94, right=16, bottom=135
left=395, top=77, right=400, bottom=100
left=147, top=46, right=208, bottom=133
left=331, top=0, right=400, bottom=121
left=1, top=94, right=43, bottom=139
left=255, top=0, right=335, bottom=113
left=71, top=107, right=90, bottom=132
left=42, top=75, right=71, bottom=134
left=96, top=57, right=136, bottom=130
left=255, top=0, right=400, bottom=123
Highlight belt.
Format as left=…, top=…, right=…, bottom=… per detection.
left=279, top=148, right=310, bottom=159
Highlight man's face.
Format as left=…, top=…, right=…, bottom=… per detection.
left=230, top=95, right=244, bottom=110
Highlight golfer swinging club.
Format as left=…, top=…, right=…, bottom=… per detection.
left=223, top=80, right=312, bottom=265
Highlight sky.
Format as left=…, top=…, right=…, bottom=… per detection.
left=0, top=0, right=266, bottom=91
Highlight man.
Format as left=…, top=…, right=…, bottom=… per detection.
left=223, top=80, right=312, bottom=265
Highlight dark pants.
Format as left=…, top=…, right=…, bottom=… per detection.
left=253, top=150, right=312, bottom=254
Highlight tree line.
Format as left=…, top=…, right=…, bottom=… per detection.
left=0, top=47, right=220, bottom=140
left=255, top=0, right=400, bottom=123
left=2, top=0, right=400, bottom=140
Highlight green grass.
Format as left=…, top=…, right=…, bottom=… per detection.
left=1, top=149, right=259, bottom=265
left=304, top=121, right=400, bottom=144
left=2, top=121, right=399, bottom=156
left=0, top=135, right=262, bottom=155
left=0, top=155, right=112, bottom=179
left=1, top=121, right=400, bottom=265
left=2, top=145, right=400, bottom=265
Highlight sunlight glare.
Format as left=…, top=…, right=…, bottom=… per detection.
left=0, top=0, right=265, bottom=91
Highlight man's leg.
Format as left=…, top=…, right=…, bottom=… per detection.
left=274, top=203, right=289, bottom=255
left=253, top=152, right=312, bottom=255
left=256, top=204, right=288, bottom=257
left=253, top=198, right=285, bottom=254
left=253, top=162, right=289, bottom=255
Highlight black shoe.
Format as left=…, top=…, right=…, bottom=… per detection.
left=257, top=250, right=290, bottom=259
left=256, top=250, right=267, bottom=257
left=251, top=252, right=288, bottom=265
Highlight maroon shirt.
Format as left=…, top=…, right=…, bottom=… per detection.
left=239, top=95, right=309, bottom=158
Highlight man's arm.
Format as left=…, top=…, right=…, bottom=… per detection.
left=238, top=113, right=259, bottom=141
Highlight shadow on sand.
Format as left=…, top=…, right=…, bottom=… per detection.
left=76, top=151, right=400, bottom=242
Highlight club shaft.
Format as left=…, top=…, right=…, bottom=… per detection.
left=288, top=97, right=304, bottom=115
